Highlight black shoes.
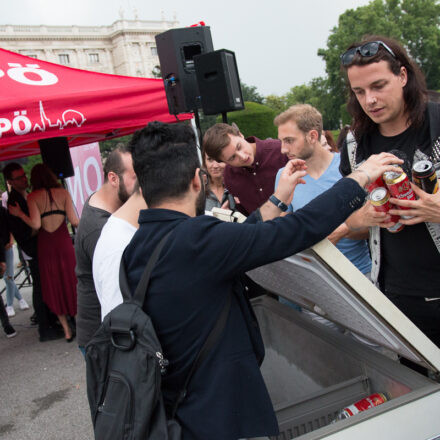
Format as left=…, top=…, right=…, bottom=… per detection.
left=4, top=324, right=17, bottom=338
left=66, top=327, right=76, bottom=343
left=39, top=327, right=64, bottom=342
left=30, top=312, right=38, bottom=326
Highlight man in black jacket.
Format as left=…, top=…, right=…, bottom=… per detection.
left=123, top=122, right=398, bottom=440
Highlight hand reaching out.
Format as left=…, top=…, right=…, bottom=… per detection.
left=349, top=152, right=403, bottom=188
left=274, top=159, right=308, bottom=206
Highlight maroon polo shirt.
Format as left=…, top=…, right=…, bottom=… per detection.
left=224, top=136, right=287, bottom=215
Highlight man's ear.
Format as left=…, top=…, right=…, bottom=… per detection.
left=191, top=168, right=201, bottom=192
left=107, top=171, right=119, bottom=188
left=308, top=129, right=319, bottom=143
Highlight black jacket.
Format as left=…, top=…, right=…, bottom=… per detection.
left=6, top=188, right=37, bottom=258
left=0, top=206, right=10, bottom=248
left=124, top=177, right=365, bottom=440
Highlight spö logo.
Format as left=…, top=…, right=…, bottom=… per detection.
left=0, top=63, right=58, bottom=86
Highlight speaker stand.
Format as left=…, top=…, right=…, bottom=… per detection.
left=221, top=112, right=228, bottom=124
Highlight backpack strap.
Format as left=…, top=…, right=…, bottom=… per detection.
left=119, top=228, right=232, bottom=417
left=119, top=230, right=173, bottom=307
left=170, top=290, right=232, bottom=418
left=428, top=101, right=440, bottom=142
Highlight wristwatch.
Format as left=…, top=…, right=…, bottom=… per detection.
left=269, top=195, right=288, bottom=212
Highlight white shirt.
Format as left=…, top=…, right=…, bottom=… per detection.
left=92, top=215, right=137, bottom=320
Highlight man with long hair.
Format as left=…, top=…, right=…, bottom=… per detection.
left=339, top=35, right=440, bottom=353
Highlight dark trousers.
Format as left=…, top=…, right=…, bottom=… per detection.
left=0, top=293, right=11, bottom=329
left=28, top=258, right=55, bottom=334
left=386, top=291, right=440, bottom=375
left=385, top=292, right=440, bottom=347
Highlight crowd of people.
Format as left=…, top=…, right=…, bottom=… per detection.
left=1, top=34, right=440, bottom=439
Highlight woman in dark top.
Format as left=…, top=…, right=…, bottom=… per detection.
left=9, top=163, right=79, bottom=341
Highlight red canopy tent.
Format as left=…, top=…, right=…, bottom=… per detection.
left=0, top=48, right=192, bottom=162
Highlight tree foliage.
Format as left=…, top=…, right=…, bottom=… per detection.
left=99, top=135, right=133, bottom=160
left=318, top=0, right=440, bottom=126
left=216, top=102, right=277, bottom=139
left=264, top=78, right=340, bottom=129
left=240, top=82, right=264, bottom=104
left=0, top=154, right=43, bottom=193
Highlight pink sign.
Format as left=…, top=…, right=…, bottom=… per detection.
left=66, top=142, right=103, bottom=217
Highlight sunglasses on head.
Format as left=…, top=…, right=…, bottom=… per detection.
left=340, top=40, right=396, bottom=66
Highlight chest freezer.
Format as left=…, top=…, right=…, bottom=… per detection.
left=247, top=239, right=440, bottom=440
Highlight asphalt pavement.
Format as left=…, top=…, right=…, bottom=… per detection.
left=0, top=268, right=93, bottom=440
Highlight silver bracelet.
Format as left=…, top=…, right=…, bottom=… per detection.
left=353, top=168, right=372, bottom=186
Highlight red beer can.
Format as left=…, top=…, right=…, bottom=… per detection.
left=383, top=171, right=416, bottom=219
left=355, top=160, right=385, bottom=193
left=370, top=187, right=404, bottom=233
left=336, top=393, right=388, bottom=420
left=366, top=175, right=385, bottom=193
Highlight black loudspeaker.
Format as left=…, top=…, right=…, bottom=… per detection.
left=194, top=49, right=244, bottom=116
left=39, top=137, right=74, bottom=179
left=155, top=26, right=214, bottom=114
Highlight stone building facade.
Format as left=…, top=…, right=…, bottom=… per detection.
left=0, top=18, right=178, bottom=78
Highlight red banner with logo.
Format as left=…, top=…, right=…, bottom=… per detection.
left=0, top=48, right=192, bottom=161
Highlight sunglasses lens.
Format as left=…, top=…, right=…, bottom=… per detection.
left=341, top=41, right=395, bottom=66
left=359, top=42, right=380, bottom=57
left=341, top=47, right=357, bottom=66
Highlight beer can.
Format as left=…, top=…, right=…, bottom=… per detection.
left=370, top=187, right=404, bottom=233
left=337, top=393, right=388, bottom=420
left=412, top=160, right=439, bottom=194
left=366, top=175, right=386, bottom=193
left=383, top=171, right=416, bottom=219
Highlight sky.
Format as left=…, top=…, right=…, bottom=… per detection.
left=1, top=0, right=372, bottom=96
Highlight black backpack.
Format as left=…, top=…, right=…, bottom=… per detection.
left=85, top=231, right=231, bottom=440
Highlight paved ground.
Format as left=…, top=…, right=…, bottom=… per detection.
left=0, top=269, right=93, bottom=440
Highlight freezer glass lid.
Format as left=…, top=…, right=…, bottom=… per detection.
left=247, top=239, right=440, bottom=372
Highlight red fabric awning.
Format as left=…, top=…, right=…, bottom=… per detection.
left=0, top=48, right=192, bottom=161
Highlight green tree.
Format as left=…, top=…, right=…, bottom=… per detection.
left=264, top=78, right=340, bottom=129
left=0, top=154, right=43, bottom=193
left=216, top=102, right=277, bottom=139
left=99, top=135, right=133, bottom=160
left=318, top=0, right=440, bottom=125
left=264, top=94, right=288, bottom=115
left=240, top=82, right=264, bottom=104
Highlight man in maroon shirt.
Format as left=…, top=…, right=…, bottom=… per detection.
left=203, top=123, right=287, bottom=215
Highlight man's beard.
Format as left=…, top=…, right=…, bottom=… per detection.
left=195, top=184, right=206, bottom=216
left=118, top=178, right=130, bottom=204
